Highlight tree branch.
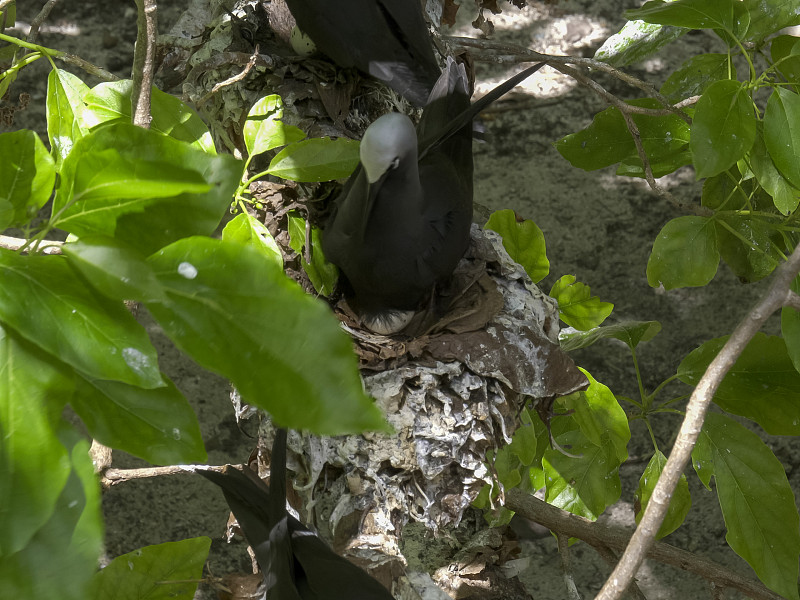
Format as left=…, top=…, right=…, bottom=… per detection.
left=506, top=489, right=784, bottom=600
left=595, top=243, right=800, bottom=600
left=131, top=0, right=158, bottom=128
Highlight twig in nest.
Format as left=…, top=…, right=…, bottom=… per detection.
left=197, top=44, right=260, bottom=107
left=595, top=242, right=800, bottom=600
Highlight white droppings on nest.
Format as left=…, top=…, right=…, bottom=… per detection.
left=255, top=226, right=588, bottom=579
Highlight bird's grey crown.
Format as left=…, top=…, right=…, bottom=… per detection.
left=360, top=112, right=418, bottom=184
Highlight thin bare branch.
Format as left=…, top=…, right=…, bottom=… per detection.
left=100, top=464, right=227, bottom=488
left=26, top=0, right=61, bottom=43
left=595, top=242, right=800, bottom=600
left=506, top=489, right=784, bottom=600
left=558, top=533, right=582, bottom=600
left=591, top=545, right=648, bottom=600
left=0, top=235, right=63, bottom=254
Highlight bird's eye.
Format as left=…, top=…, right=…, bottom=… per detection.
left=390, top=157, right=401, bottom=170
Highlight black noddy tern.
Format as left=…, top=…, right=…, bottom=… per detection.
left=198, top=429, right=394, bottom=599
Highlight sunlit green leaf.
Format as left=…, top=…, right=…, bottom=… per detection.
left=53, top=123, right=241, bottom=255
left=222, top=213, right=283, bottom=268
left=145, top=237, right=387, bottom=434
left=243, top=95, right=306, bottom=157
left=0, top=250, right=163, bottom=388
left=267, top=137, right=360, bottom=182
left=287, top=213, right=338, bottom=296
left=550, top=275, right=613, bottom=330
left=771, top=35, right=800, bottom=88
left=647, top=216, right=719, bottom=289
left=692, top=413, right=800, bottom=600
left=0, top=326, right=73, bottom=556
left=635, top=450, right=691, bottom=539
left=71, top=375, right=206, bottom=466
left=46, top=68, right=89, bottom=164
left=560, top=369, right=629, bottom=462
left=594, top=20, right=686, bottom=67
left=544, top=414, right=622, bottom=520
left=485, top=209, right=549, bottom=282
left=82, top=80, right=215, bottom=154
left=678, top=333, right=800, bottom=435
left=0, top=130, right=55, bottom=229
left=63, top=236, right=167, bottom=303
left=0, top=427, right=103, bottom=600
left=90, top=538, right=211, bottom=600
left=690, top=80, right=756, bottom=179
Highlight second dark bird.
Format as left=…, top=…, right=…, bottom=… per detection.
left=282, top=0, right=441, bottom=107
left=198, top=429, right=394, bottom=599
left=322, top=60, right=545, bottom=334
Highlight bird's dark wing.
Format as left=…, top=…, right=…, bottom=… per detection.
left=197, top=430, right=299, bottom=599
left=418, top=62, right=546, bottom=160
left=283, top=0, right=440, bottom=106
left=286, top=518, right=395, bottom=600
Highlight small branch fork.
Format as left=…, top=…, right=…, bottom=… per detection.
left=445, top=36, right=698, bottom=205
left=506, top=489, right=785, bottom=600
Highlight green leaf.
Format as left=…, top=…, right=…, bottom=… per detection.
left=714, top=214, right=780, bottom=283
left=634, top=450, right=691, bottom=539
left=647, top=216, right=719, bottom=289
left=243, top=94, right=306, bottom=157
left=0, top=129, right=55, bottom=229
left=692, top=413, right=800, bottom=600
left=678, top=333, right=800, bottom=435
left=0, top=427, right=103, bottom=600
left=90, top=538, right=211, bottom=600
left=764, top=88, right=800, bottom=190
left=690, top=80, right=756, bottom=179
left=560, top=369, right=629, bottom=463
left=484, top=209, right=549, bottom=282
left=660, top=53, right=731, bottom=103
left=555, top=99, right=690, bottom=177
left=625, top=0, right=735, bottom=31
left=72, top=375, right=206, bottom=466
left=0, top=250, right=163, bottom=388
left=743, top=0, right=800, bottom=42
left=267, top=137, right=360, bottom=182
left=559, top=320, right=661, bottom=352
left=222, top=213, right=283, bottom=268
left=63, top=236, right=168, bottom=303
left=543, top=416, right=622, bottom=520
left=53, top=123, right=241, bottom=255
left=781, top=276, right=800, bottom=375
left=771, top=35, right=800, bottom=88
left=0, top=326, right=73, bottom=555
left=749, top=127, right=800, bottom=215
left=594, top=20, right=687, bottom=67
left=82, top=80, right=215, bottom=154
left=550, top=275, right=613, bottom=330
left=46, top=68, right=89, bottom=164
left=287, top=213, right=338, bottom=296
left=145, top=237, right=387, bottom=435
